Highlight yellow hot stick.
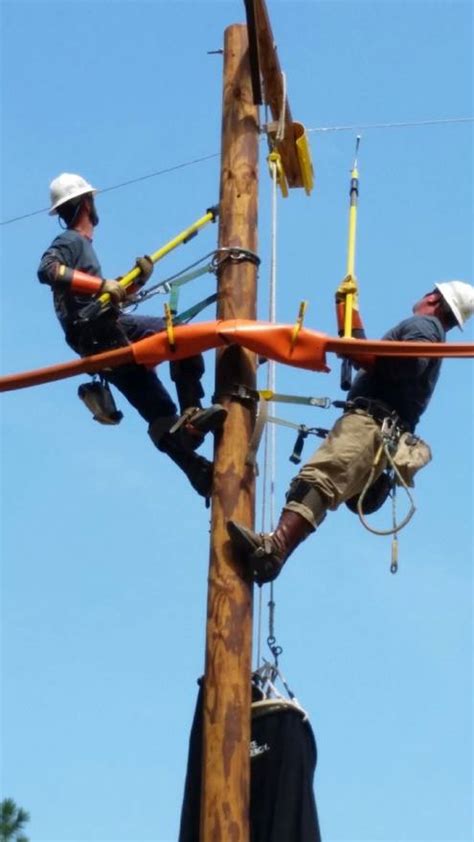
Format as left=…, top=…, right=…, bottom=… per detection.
left=343, top=138, right=360, bottom=338
left=97, top=207, right=218, bottom=310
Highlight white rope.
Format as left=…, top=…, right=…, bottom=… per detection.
left=255, top=155, right=281, bottom=670
left=264, top=158, right=279, bottom=532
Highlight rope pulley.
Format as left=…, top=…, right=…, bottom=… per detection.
left=267, top=150, right=289, bottom=198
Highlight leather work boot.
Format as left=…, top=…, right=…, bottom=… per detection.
left=159, top=433, right=213, bottom=498
left=148, top=419, right=213, bottom=498
left=171, top=404, right=228, bottom=451
left=227, top=511, right=314, bottom=586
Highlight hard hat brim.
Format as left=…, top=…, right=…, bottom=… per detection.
left=49, top=186, right=97, bottom=215
left=434, top=282, right=464, bottom=330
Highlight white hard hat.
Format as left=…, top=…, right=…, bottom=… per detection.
left=49, top=172, right=97, bottom=215
left=434, top=280, right=474, bottom=329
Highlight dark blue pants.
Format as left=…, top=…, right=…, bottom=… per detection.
left=69, top=313, right=205, bottom=425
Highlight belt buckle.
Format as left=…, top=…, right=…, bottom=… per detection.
left=381, top=415, right=396, bottom=439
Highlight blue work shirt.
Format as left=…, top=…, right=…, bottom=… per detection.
left=38, top=229, right=102, bottom=331
left=348, top=315, right=445, bottom=431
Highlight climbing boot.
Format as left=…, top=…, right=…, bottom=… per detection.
left=165, top=446, right=213, bottom=498
left=227, top=510, right=314, bottom=586
left=149, top=422, right=213, bottom=498
left=170, top=404, right=227, bottom=451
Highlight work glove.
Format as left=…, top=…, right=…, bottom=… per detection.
left=335, top=274, right=365, bottom=338
left=335, top=275, right=359, bottom=310
left=134, top=255, right=154, bottom=287
left=100, top=279, right=128, bottom=306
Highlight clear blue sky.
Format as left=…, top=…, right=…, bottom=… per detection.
left=1, top=2, right=472, bottom=841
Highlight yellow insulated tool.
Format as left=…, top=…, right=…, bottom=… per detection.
left=79, top=206, right=219, bottom=321
left=343, top=136, right=360, bottom=339
left=338, top=136, right=361, bottom=390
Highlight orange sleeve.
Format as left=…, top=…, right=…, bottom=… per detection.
left=335, top=301, right=365, bottom=337
left=56, top=264, right=103, bottom=295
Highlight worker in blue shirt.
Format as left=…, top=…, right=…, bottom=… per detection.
left=228, top=281, right=474, bottom=584
left=38, top=173, right=226, bottom=498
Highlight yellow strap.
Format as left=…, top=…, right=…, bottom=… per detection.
left=268, top=151, right=289, bottom=198
left=164, top=303, right=175, bottom=351
left=290, top=300, right=308, bottom=352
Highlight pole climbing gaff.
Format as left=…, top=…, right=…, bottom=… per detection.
left=338, top=137, right=360, bottom=390
left=78, top=206, right=219, bottom=322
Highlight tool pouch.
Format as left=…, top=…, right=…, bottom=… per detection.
left=345, top=470, right=393, bottom=515
left=78, top=380, right=123, bottom=425
left=392, top=433, right=432, bottom=487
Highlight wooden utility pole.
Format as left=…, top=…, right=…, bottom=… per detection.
left=200, top=23, right=259, bottom=842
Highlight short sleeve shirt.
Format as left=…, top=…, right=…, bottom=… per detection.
left=347, top=315, right=446, bottom=430
left=38, top=229, right=102, bottom=330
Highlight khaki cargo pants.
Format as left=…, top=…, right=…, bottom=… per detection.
left=284, top=410, right=387, bottom=528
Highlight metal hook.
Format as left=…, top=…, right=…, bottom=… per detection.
left=353, top=134, right=361, bottom=169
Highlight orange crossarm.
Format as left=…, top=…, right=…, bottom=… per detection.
left=1, top=320, right=473, bottom=393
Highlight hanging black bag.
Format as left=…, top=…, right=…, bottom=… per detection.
left=77, top=378, right=123, bottom=425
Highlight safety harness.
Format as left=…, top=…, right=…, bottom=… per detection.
left=223, top=382, right=428, bottom=571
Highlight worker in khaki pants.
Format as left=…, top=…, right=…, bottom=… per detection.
left=228, top=281, right=474, bottom=585
left=286, top=408, right=389, bottom=524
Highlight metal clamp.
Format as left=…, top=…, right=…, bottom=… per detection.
left=290, top=424, right=328, bottom=464
left=213, top=383, right=259, bottom=407
left=211, top=247, right=261, bottom=273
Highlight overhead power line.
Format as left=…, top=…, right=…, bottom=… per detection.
left=0, top=152, right=220, bottom=227
left=308, top=116, right=474, bottom=133
left=1, top=116, right=472, bottom=227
